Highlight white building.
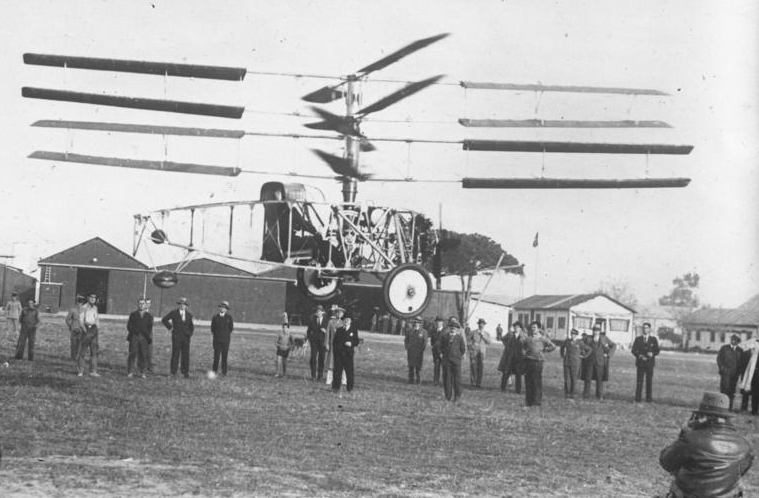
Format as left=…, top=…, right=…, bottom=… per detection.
left=510, top=294, right=636, bottom=347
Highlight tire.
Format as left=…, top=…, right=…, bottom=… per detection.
left=296, top=268, right=342, bottom=302
left=383, top=263, right=433, bottom=319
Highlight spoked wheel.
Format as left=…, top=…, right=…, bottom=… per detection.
left=297, top=267, right=342, bottom=302
left=383, top=263, right=433, bottom=318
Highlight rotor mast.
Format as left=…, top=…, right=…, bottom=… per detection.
left=342, top=77, right=360, bottom=202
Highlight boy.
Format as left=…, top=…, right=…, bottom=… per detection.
left=275, top=322, right=294, bottom=378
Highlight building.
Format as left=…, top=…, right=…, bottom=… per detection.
left=468, top=295, right=512, bottom=332
left=682, top=294, right=759, bottom=351
left=510, top=293, right=636, bottom=347
left=0, top=263, right=37, bottom=306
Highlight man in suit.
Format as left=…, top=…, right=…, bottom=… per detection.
left=306, top=305, right=329, bottom=380
left=428, top=316, right=445, bottom=385
left=126, top=297, right=153, bottom=378
left=466, top=318, right=491, bottom=388
left=331, top=315, right=360, bottom=395
left=631, top=322, right=661, bottom=403
left=441, top=317, right=467, bottom=402
left=717, top=334, right=743, bottom=410
left=162, top=297, right=194, bottom=378
left=498, top=322, right=525, bottom=393
left=560, top=328, right=591, bottom=399
left=210, top=301, right=234, bottom=376
left=404, top=317, right=427, bottom=384
left=582, top=324, right=617, bottom=400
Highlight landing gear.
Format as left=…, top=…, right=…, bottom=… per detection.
left=297, top=267, right=342, bottom=302
left=383, top=263, right=432, bottom=318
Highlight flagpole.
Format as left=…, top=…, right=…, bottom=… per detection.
left=533, top=231, right=539, bottom=295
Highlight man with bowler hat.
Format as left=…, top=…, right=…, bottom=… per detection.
left=162, top=297, right=194, bottom=378
left=306, top=304, right=329, bottom=380
left=441, top=317, right=467, bottom=402
left=404, top=316, right=427, bottom=384
left=717, top=334, right=743, bottom=411
left=210, top=301, right=234, bottom=376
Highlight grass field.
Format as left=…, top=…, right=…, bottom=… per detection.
left=1, top=316, right=758, bottom=497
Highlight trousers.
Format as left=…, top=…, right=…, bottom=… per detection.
left=171, top=333, right=191, bottom=376
left=469, top=352, right=484, bottom=387
left=635, top=363, right=655, bottom=402
left=212, top=339, right=230, bottom=375
left=523, top=359, right=544, bottom=406
left=442, top=360, right=462, bottom=401
left=15, top=325, right=37, bottom=360
left=127, top=334, right=149, bottom=374
left=77, top=326, right=99, bottom=374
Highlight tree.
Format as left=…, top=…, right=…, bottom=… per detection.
left=659, top=272, right=700, bottom=308
left=595, top=279, right=639, bottom=310
left=427, top=229, right=522, bottom=324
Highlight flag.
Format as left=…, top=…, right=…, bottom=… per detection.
left=532, top=232, right=539, bottom=248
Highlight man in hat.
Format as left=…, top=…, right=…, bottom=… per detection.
left=65, top=294, right=86, bottom=361
left=77, top=293, right=100, bottom=376
left=659, top=392, right=753, bottom=498
left=332, top=314, right=360, bottom=394
left=560, top=328, right=591, bottom=399
left=5, top=292, right=21, bottom=334
left=631, top=322, right=660, bottom=403
left=582, top=324, right=616, bottom=400
left=306, top=304, right=329, bottom=380
left=162, top=297, right=194, bottom=378
left=404, top=317, right=427, bottom=384
left=467, top=318, right=491, bottom=388
left=717, top=334, right=743, bottom=411
left=522, top=321, right=556, bottom=407
left=126, top=297, right=153, bottom=378
left=440, top=317, right=467, bottom=402
left=210, top=300, right=234, bottom=376
left=15, top=298, right=40, bottom=361
left=325, top=304, right=345, bottom=385
left=498, top=322, right=525, bottom=393
left=429, top=316, right=446, bottom=385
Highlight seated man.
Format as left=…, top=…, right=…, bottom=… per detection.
left=659, top=391, right=753, bottom=498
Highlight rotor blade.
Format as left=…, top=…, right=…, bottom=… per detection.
left=32, top=120, right=245, bottom=138
left=460, top=81, right=669, bottom=96
left=22, top=87, right=244, bottom=118
left=358, top=75, right=444, bottom=116
left=311, top=149, right=370, bottom=180
left=302, top=85, right=345, bottom=103
left=23, top=53, right=246, bottom=80
left=458, top=119, right=673, bottom=128
left=29, top=151, right=242, bottom=176
left=462, top=177, right=691, bottom=189
left=462, top=140, right=694, bottom=155
left=357, top=33, right=449, bottom=76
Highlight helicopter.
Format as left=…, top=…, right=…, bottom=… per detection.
left=21, top=33, right=693, bottom=318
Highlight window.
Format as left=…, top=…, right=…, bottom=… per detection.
left=557, top=317, right=566, bottom=329
left=748, top=331, right=753, bottom=340
left=696, top=331, right=701, bottom=341
left=574, top=316, right=592, bottom=329
left=710, top=331, right=716, bottom=342
left=546, top=317, right=554, bottom=329
left=720, top=332, right=726, bottom=343
left=534, top=313, right=542, bottom=326
left=609, top=319, right=629, bottom=332
left=518, top=313, right=529, bottom=326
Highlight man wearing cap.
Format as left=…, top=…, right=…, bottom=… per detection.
left=5, top=292, right=21, bottom=334
left=325, top=304, right=345, bottom=385
left=306, top=305, right=329, bottom=381
left=521, top=321, right=556, bottom=407
left=717, top=334, right=743, bottom=411
left=467, top=318, right=491, bottom=388
left=332, top=314, right=360, bottom=394
left=162, top=297, right=194, bottom=378
left=498, top=322, right=525, bottom=394
left=211, top=301, right=234, bottom=376
left=77, top=293, right=100, bottom=376
left=659, top=392, right=753, bottom=498
left=404, top=317, right=427, bottom=384
left=429, top=316, right=446, bottom=385
left=441, top=317, right=467, bottom=402
left=631, top=322, right=661, bottom=403
left=560, top=328, right=591, bottom=399
left=126, top=297, right=153, bottom=378
left=15, top=298, right=40, bottom=361
left=65, top=294, right=85, bottom=361
left=581, top=324, right=616, bottom=400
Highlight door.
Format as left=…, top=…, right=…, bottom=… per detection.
left=76, top=268, right=109, bottom=313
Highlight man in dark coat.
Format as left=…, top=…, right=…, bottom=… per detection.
left=717, top=334, right=743, bottom=410
left=441, top=317, right=467, bottom=402
left=428, top=316, right=445, bottom=385
left=631, top=322, right=661, bottom=402
left=126, top=297, right=153, bottom=378
left=162, top=297, right=194, bottom=378
left=210, top=301, right=234, bottom=376
left=15, top=298, right=40, bottom=361
left=582, top=325, right=616, bottom=399
left=404, top=317, right=427, bottom=384
left=659, top=391, right=753, bottom=498
left=332, top=315, right=360, bottom=394
left=560, top=328, right=591, bottom=399
left=497, top=322, right=525, bottom=393
left=306, top=305, right=329, bottom=381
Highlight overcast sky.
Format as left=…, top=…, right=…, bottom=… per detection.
left=1, top=0, right=757, bottom=308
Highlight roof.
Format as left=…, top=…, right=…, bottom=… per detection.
left=684, top=294, right=759, bottom=327
left=510, top=293, right=636, bottom=313
left=39, top=237, right=147, bottom=270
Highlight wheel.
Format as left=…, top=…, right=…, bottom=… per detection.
left=383, top=263, right=432, bottom=318
left=296, top=267, right=342, bottom=302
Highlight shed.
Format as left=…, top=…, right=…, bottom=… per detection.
left=0, top=264, right=37, bottom=306
left=682, top=294, right=759, bottom=351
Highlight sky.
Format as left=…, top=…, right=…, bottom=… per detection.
left=1, top=0, right=757, bottom=308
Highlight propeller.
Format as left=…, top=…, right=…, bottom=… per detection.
left=311, top=149, right=372, bottom=181
left=357, top=74, right=444, bottom=116
left=301, top=33, right=449, bottom=103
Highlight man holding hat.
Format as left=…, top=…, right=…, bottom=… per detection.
left=659, top=391, right=753, bottom=498
left=404, top=317, right=427, bottom=384
left=717, top=334, right=743, bottom=411
left=307, top=304, right=329, bottom=380
left=441, top=317, right=467, bottom=402
left=162, top=297, right=194, bottom=378
left=210, top=300, right=234, bottom=376
left=467, top=318, right=491, bottom=388
left=429, top=316, right=446, bottom=385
